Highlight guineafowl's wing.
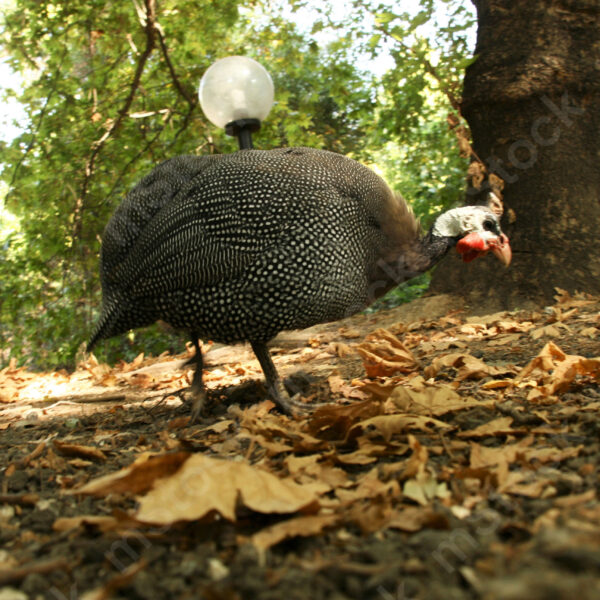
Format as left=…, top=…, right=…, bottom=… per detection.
left=104, top=154, right=310, bottom=299
left=89, top=147, right=412, bottom=347
left=100, top=155, right=219, bottom=288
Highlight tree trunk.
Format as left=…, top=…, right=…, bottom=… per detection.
left=429, top=0, right=600, bottom=309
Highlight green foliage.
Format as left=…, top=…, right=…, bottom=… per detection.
left=0, top=0, right=475, bottom=369
left=356, top=0, right=475, bottom=224
left=364, top=273, right=431, bottom=315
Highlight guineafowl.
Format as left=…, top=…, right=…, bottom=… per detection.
left=87, top=147, right=511, bottom=418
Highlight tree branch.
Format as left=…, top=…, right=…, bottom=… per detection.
left=74, top=0, right=158, bottom=240
left=155, top=23, right=197, bottom=108
left=98, top=111, right=176, bottom=209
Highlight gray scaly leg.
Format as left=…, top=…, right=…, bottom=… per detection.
left=250, top=341, right=293, bottom=415
left=188, top=333, right=206, bottom=422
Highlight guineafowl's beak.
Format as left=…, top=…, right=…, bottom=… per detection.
left=490, top=233, right=512, bottom=266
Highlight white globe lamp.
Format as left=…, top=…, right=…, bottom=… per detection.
left=199, top=56, right=274, bottom=149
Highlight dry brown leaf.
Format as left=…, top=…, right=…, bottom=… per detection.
left=328, top=342, right=356, bottom=358
left=459, top=323, right=487, bottom=336
left=0, top=383, right=19, bottom=403
left=360, top=381, right=397, bottom=402
left=136, top=454, right=321, bottom=524
left=480, top=380, right=513, bottom=389
left=252, top=514, right=339, bottom=552
left=397, top=435, right=428, bottom=480
left=419, top=340, right=468, bottom=353
left=68, top=458, right=93, bottom=468
left=72, top=452, right=190, bottom=496
left=241, top=410, right=328, bottom=452
left=494, top=320, right=533, bottom=333
left=447, top=113, right=460, bottom=128
left=389, top=381, right=493, bottom=417
left=327, top=374, right=366, bottom=399
left=465, top=312, right=506, bottom=327
left=307, top=399, right=382, bottom=440
left=337, top=469, right=401, bottom=504
left=405, top=446, right=448, bottom=504
left=553, top=489, right=596, bottom=508
left=530, top=323, right=569, bottom=339
left=389, top=506, right=449, bottom=532
left=470, top=437, right=534, bottom=470
left=53, top=515, right=123, bottom=533
left=345, top=496, right=396, bottom=533
left=403, top=471, right=450, bottom=506
left=553, top=288, right=596, bottom=309
left=333, top=441, right=390, bottom=465
left=457, top=416, right=515, bottom=438
left=514, top=341, right=600, bottom=397
left=348, top=413, right=451, bottom=443
left=467, top=161, right=484, bottom=188
left=488, top=172, right=505, bottom=194
left=487, top=334, right=522, bottom=346
left=53, top=440, right=107, bottom=462
left=285, top=455, right=349, bottom=490
left=515, top=341, right=566, bottom=379
left=338, top=327, right=362, bottom=339
left=237, top=432, right=293, bottom=456
left=522, top=445, right=582, bottom=464
left=470, top=436, right=582, bottom=492
left=199, top=419, right=234, bottom=434
left=499, top=473, right=552, bottom=498
left=469, top=437, right=536, bottom=485
left=356, top=329, right=419, bottom=378
left=126, top=352, right=145, bottom=371
left=285, top=454, right=320, bottom=474
left=425, top=353, right=516, bottom=381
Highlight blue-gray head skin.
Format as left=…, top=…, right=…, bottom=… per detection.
left=87, top=147, right=511, bottom=418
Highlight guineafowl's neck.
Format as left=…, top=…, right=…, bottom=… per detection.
left=418, top=228, right=458, bottom=270
left=367, top=229, right=457, bottom=301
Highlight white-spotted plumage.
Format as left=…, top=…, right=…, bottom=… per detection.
left=88, top=147, right=510, bottom=416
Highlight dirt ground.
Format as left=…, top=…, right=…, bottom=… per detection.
left=1, top=290, right=599, bottom=600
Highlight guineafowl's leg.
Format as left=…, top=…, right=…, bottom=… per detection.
left=250, top=341, right=293, bottom=415
left=189, top=333, right=206, bottom=422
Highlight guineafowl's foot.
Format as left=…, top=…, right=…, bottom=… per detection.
left=251, top=340, right=297, bottom=416
left=187, top=332, right=206, bottom=423
left=267, top=378, right=294, bottom=416
left=188, top=385, right=207, bottom=423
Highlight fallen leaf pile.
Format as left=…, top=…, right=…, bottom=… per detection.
left=1, top=289, right=599, bottom=598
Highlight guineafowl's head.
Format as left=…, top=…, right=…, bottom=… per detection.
left=432, top=204, right=512, bottom=266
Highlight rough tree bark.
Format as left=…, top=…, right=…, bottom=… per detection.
left=429, top=0, right=600, bottom=309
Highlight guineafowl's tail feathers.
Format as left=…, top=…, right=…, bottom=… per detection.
left=87, top=294, right=161, bottom=352
left=86, top=303, right=123, bottom=352
left=376, top=190, right=421, bottom=253
left=390, top=192, right=421, bottom=241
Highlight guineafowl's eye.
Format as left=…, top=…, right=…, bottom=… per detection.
left=483, top=219, right=496, bottom=232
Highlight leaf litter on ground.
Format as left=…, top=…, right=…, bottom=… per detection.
left=1, top=288, right=599, bottom=596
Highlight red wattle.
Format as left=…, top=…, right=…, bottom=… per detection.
left=457, top=232, right=488, bottom=254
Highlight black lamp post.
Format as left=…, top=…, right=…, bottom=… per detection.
left=199, top=56, right=274, bottom=150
